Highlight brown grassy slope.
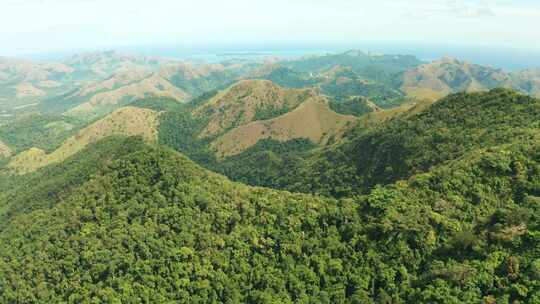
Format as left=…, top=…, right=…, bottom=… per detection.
left=356, top=98, right=436, bottom=128
left=63, top=50, right=172, bottom=78
left=194, top=80, right=316, bottom=138
left=15, top=83, right=46, bottom=98
left=212, top=97, right=357, bottom=158
left=401, top=58, right=513, bottom=100
left=8, top=106, right=159, bottom=173
left=75, top=68, right=152, bottom=97
left=0, top=140, right=11, bottom=157
left=66, top=73, right=189, bottom=117
left=158, top=62, right=227, bottom=80
left=0, top=58, right=74, bottom=83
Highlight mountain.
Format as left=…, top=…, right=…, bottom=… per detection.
left=212, top=96, right=357, bottom=158
left=0, top=51, right=178, bottom=121
left=36, top=57, right=254, bottom=120
left=2, top=50, right=540, bottom=302
left=0, top=57, right=76, bottom=118
left=511, top=68, right=540, bottom=96
left=0, top=129, right=538, bottom=302
left=401, top=58, right=540, bottom=100
left=263, top=89, right=540, bottom=197
left=248, top=64, right=314, bottom=88
left=193, top=80, right=316, bottom=138
left=159, top=61, right=249, bottom=96
left=155, top=79, right=360, bottom=165
left=283, top=50, right=423, bottom=75
left=6, top=106, right=159, bottom=173
left=63, top=72, right=188, bottom=120
left=0, top=57, right=74, bottom=84
left=251, top=51, right=420, bottom=106
left=62, top=50, right=169, bottom=78
left=316, top=66, right=405, bottom=105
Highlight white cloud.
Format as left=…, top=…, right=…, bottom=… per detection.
left=0, top=0, right=539, bottom=56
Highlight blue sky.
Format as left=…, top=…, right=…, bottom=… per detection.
left=1, top=0, right=539, bottom=57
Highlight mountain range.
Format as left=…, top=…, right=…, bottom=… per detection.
left=0, top=49, right=539, bottom=303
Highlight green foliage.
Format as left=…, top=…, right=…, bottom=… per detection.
left=38, top=88, right=89, bottom=114
left=0, top=113, right=82, bottom=153
left=254, top=51, right=422, bottom=107
left=157, top=103, right=216, bottom=165
left=0, top=132, right=538, bottom=302
left=283, top=50, right=422, bottom=75
left=214, top=138, right=316, bottom=187
left=277, top=89, right=540, bottom=197
left=329, top=97, right=378, bottom=117
left=130, top=97, right=185, bottom=112
left=169, top=70, right=237, bottom=97
left=253, top=66, right=316, bottom=88
left=320, top=75, right=404, bottom=105
left=251, top=95, right=306, bottom=122
left=0, top=136, right=148, bottom=223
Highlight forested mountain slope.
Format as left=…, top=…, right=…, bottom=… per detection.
left=0, top=113, right=83, bottom=154
left=292, top=88, right=540, bottom=197
left=208, top=89, right=540, bottom=198
left=157, top=79, right=358, bottom=160
left=1, top=51, right=540, bottom=303
left=0, top=133, right=538, bottom=303
left=6, top=106, right=159, bottom=173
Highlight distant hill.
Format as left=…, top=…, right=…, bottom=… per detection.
left=0, top=57, right=77, bottom=116
left=250, top=51, right=423, bottom=106
left=401, top=58, right=540, bottom=100
left=212, top=96, right=357, bottom=158
left=283, top=50, right=423, bottom=75
left=328, top=96, right=382, bottom=117
left=1, top=51, right=179, bottom=119
left=193, top=80, right=316, bottom=138
left=159, top=62, right=248, bottom=96
left=64, top=72, right=188, bottom=120
left=7, top=106, right=159, bottom=173
left=0, top=57, right=74, bottom=83
left=511, top=68, right=540, bottom=96
left=62, top=50, right=169, bottom=78
left=248, top=64, right=314, bottom=88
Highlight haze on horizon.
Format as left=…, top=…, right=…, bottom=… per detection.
left=1, top=0, right=539, bottom=58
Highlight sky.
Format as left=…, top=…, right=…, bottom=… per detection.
left=1, top=0, right=539, bottom=59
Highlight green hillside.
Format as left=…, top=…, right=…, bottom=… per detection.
left=252, top=51, right=423, bottom=107
left=0, top=131, right=538, bottom=302
left=203, top=89, right=540, bottom=198
left=0, top=113, right=83, bottom=153
left=283, top=50, right=423, bottom=75
left=292, top=88, right=540, bottom=197
left=2, top=51, right=540, bottom=304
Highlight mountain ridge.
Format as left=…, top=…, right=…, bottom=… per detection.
left=212, top=96, right=357, bottom=158
left=7, top=106, right=159, bottom=173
